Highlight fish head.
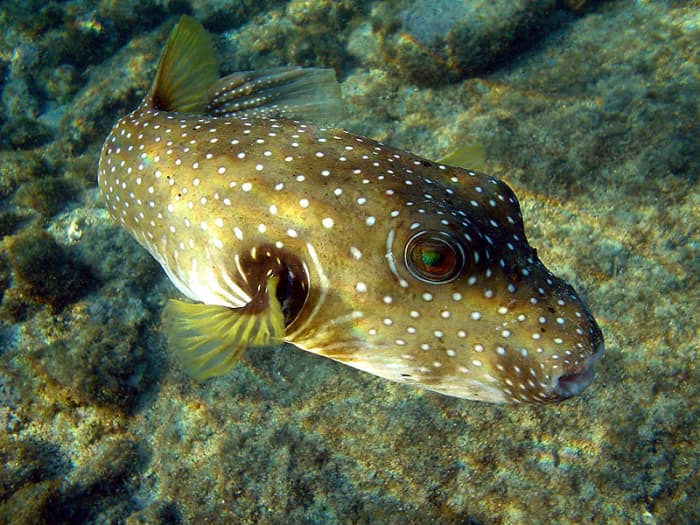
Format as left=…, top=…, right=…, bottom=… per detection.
left=379, top=167, right=604, bottom=403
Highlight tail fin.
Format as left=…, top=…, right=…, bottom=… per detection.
left=151, top=16, right=218, bottom=113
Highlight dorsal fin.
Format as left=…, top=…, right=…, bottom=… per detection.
left=151, top=16, right=218, bottom=113
left=206, top=66, right=343, bottom=123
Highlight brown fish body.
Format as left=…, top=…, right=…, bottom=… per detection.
left=98, top=16, right=604, bottom=403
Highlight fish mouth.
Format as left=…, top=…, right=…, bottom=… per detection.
left=552, top=340, right=605, bottom=399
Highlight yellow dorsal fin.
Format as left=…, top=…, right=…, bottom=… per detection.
left=163, top=276, right=285, bottom=380
left=438, top=143, right=487, bottom=172
left=152, top=15, right=218, bottom=113
left=206, top=66, right=343, bottom=124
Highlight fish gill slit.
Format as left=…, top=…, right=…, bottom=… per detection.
left=286, top=242, right=329, bottom=339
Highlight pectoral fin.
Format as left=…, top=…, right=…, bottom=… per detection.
left=438, top=143, right=487, bottom=172
left=163, top=276, right=285, bottom=380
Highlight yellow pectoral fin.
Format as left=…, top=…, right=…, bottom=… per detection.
left=438, top=143, right=487, bottom=172
left=163, top=276, right=286, bottom=381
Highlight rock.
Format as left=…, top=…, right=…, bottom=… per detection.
left=6, top=229, right=97, bottom=312
left=361, top=0, right=581, bottom=85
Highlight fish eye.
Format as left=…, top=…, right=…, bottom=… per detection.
left=404, top=231, right=465, bottom=284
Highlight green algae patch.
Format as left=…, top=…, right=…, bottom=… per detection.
left=40, top=438, right=149, bottom=524
left=0, top=435, right=67, bottom=501
left=14, top=176, right=78, bottom=218
left=122, top=501, right=183, bottom=524
left=69, top=438, right=146, bottom=494
left=0, top=0, right=64, bottom=38
left=0, top=117, right=53, bottom=150
left=17, top=288, right=161, bottom=415
left=0, top=437, right=152, bottom=525
left=0, top=211, right=28, bottom=240
left=0, top=435, right=66, bottom=524
left=6, top=229, right=97, bottom=312
left=32, top=327, right=149, bottom=414
left=0, top=478, right=62, bottom=525
left=0, top=254, right=9, bottom=303
left=0, top=151, right=45, bottom=201
left=0, top=288, right=35, bottom=324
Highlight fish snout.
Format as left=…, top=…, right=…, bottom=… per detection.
left=552, top=339, right=604, bottom=398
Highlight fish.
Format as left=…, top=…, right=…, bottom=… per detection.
left=97, top=16, right=604, bottom=404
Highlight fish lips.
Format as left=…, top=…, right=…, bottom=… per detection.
left=552, top=339, right=605, bottom=399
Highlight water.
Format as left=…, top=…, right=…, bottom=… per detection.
left=0, top=1, right=698, bottom=523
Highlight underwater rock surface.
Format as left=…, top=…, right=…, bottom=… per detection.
left=0, top=0, right=698, bottom=523
left=373, top=0, right=568, bottom=85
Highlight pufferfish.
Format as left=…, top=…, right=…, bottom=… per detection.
left=98, top=16, right=604, bottom=403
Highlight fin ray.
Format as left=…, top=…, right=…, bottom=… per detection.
left=438, top=143, right=487, bottom=172
left=163, top=276, right=285, bottom=380
left=206, top=67, right=342, bottom=123
left=152, top=15, right=218, bottom=113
